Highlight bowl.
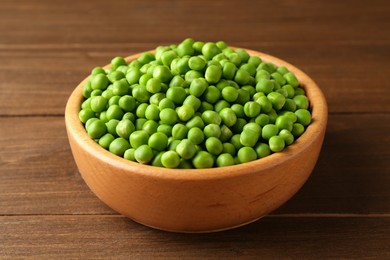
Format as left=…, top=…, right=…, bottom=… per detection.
left=65, top=48, right=328, bottom=233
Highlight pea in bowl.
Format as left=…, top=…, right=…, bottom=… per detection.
left=65, top=42, right=327, bottom=232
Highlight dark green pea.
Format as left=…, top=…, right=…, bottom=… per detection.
left=231, top=118, right=247, bottom=133
left=235, top=89, right=250, bottom=105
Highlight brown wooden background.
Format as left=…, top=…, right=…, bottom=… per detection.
left=1, top=0, right=389, bottom=258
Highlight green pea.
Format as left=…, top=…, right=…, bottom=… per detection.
left=216, top=153, right=234, bottom=167
left=235, top=89, right=250, bottom=105
left=109, top=137, right=131, bottom=156
left=83, top=81, right=93, bottom=98
left=189, top=78, right=209, bottom=97
left=108, top=70, right=125, bottom=83
left=256, top=78, right=274, bottom=94
left=202, top=42, right=221, bottom=61
left=106, top=105, right=124, bottom=121
left=153, top=65, right=173, bottom=83
left=205, top=65, right=222, bottom=84
left=183, top=95, right=201, bottom=111
left=192, top=151, right=214, bottom=169
left=126, top=67, right=142, bottom=85
left=230, top=134, right=243, bottom=150
left=98, top=133, right=115, bottom=149
left=186, top=116, right=205, bottom=129
left=292, top=123, right=305, bottom=137
left=105, top=119, right=119, bottom=136
left=205, top=137, right=223, bottom=155
left=118, top=95, right=136, bottom=112
left=129, top=130, right=149, bottom=149
left=199, top=101, right=214, bottom=112
left=160, top=50, right=177, bottom=67
left=177, top=104, right=195, bottom=121
left=279, top=129, right=294, bottom=145
left=116, top=119, right=135, bottom=139
left=240, top=63, right=256, bottom=77
left=254, top=143, right=271, bottom=158
left=275, top=115, right=293, bottom=132
left=112, top=78, right=129, bottom=96
left=219, top=108, right=237, bottom=127
left=231, top=118, right=247, bottom=133
left=295, top=109, right=311, bottom=126
left=202, top=86, right=220, bottom=104
left=161, top=151, right=181, bottom=168
left=222, top=62, right=237, bottom=80
left=185, top=70, right=203, bottom=84
left=91, top=74, right=109, bottom=90
left=172, top=123, right=188, bottom=140
left=295, top=87, right=306, bottom=96
left=222, top=142, right=236, bottom=156
left=282, top=98, right=297, bottom=112
left=255, top=95, right=273, bottom=114
left=145, top=104, right=160, bottom=121
left=244, top=101, right=261, bottom=118
left=204, top=124, right=221, bottom=138
left=134, top=144, right=154, bottom=164
left=269, top=135, right=285, bottom=152
left=79, top=108, right=96, bottom=123
left=124, top=148, right=136, bottom=162
left=159, top=98, right=175, bottom=110
left=228, top=52, right=242, bottom=67
left=142, top=120, right=159, bottom=135
left=293, top=95, right=309, bottom=110
left=267, top=92, right=286, bottom=110
left=221, top=86, right=238, bottom=102
left=202, top=110, right=221, bottom=125
left=220, top=125, right=233, bottom=142
left=170, top=75, right=188, bottom=88
left=255, top=114, right=270, bottom=127
left=148, top=132, right=169, bottom=151
left=176, top=139, right=197, bottom=159
left=234, top=69, right=250, bottom=85
left=108, top=95, right=120, bottom=106
left=166, top=86, right=187, bottom=105
left=136, top=103, right=148, bottom=118
left=284, top=72, right=299, bottom=87
left=160, top=108, right=178, bottom=125
left=231, top=104, right=245, bottom=118
left=188, top=56, right=206, bottom=71
left=145, top=78, right=161, bottom=94
left=214, top=100, right=230, bottom=113
left=248, top=55, right=262, bottom=67
left=91, top=67, right=106, bottom=76
left=187, top=127, right=204, bottom=145
left=277, top=66, right=289, bottom=75
left=237, top=147, right=257, bottom=163
left=132, top=84, right=151, bottom=103
left=240, top=128, right=260, bottom=147
left=256, top=69, right=271, bottom=81
left=122, top=112, right=135, bottom=122
left=262, top=124, right=279, bottom=140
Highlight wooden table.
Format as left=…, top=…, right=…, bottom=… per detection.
left=1, top=0, right=389, bottom=258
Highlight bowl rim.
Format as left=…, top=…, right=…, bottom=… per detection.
left=65, top=48, right=328, bottom=181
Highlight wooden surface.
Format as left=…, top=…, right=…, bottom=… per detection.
left=0, top=0, right=389, bottom=258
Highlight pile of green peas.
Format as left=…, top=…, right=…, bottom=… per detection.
left=79, top=39, right=312, bottom=169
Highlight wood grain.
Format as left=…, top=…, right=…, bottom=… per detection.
left=1, top=216, right=389, bottom=259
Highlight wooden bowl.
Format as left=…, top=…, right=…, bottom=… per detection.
left=65, top=48, right=327, bottom=233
